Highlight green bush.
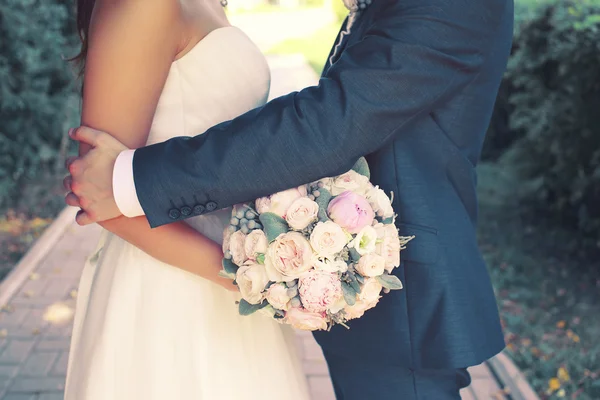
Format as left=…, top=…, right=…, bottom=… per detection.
left=502, top=0, right=600, bottom=240
left=331, top=0, right=348, bottom=23
left=0, top=0, right=79, bottom=209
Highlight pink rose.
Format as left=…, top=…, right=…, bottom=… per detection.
left=374, top=223, right=401, bottom=272
left=229, top=230, right=247, bottom=266
left=285, top=307, right=328, bottom=331
left=236, top=263, right=269, bottom=305
left=265, top=232, right=313, bottom=282
left=298, top=270, right=343, bottom=313
left=222, top=226, right=233, bottom=254
left=327, top=191, right=375, bottom=234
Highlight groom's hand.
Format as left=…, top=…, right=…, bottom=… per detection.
left=64, top=126, right=127, bottom=225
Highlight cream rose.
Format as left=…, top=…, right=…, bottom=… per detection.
left=366, top=186, right=395, bottom=219
left=355, top=253, right=386, bottom=277
left=269, top=186, right=308, bottom=217
left=358, top=277, right=383, bottom=305
left=244, top=230, right=268, bottom=261
left=265, top=283, right=293, bottom=310
left=265, top=232, right=313, bottom=282
left=236, top=263, right=269, bottom=305
left=330, top=170, right=371, bottom=196
left=229, top=230, right=247, bottom=266
left=344, top=278, right=383, bottom=320
left=349, top=225, right=378, bottom=255
left=222, top=226, right=233, bottom=254
left=313, top=256, right=348, bottom=273
left=255, top=197, right=271, bottom=214
left=310, top=221, right=348, bottom=257
left=286, top=197, right=319, bottom=230
left=374, top=223, right=401, bottom=272
left=298, top=271, right=343, bottom=313
left=285, top=307, right=328, bottom=331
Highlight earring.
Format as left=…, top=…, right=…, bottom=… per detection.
left=220, top=0, right=228, bottom=6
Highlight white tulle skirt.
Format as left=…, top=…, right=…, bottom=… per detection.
left=64, top=213, right=309, bottom=400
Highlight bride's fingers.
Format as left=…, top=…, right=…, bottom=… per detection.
left=76, top=210, right=95, bottom=226
left=63, top=175, right=73, bottom=192
left=65, top=192, right=82, bottom=208
left=65, top=156, right=78, bottom=171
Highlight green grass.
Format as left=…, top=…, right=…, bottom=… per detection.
left=477, top=162, right=600, bottom=399
left=268, top=23, right=342, bottom=74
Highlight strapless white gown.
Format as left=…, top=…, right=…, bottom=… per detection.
left=64, top=27, right=310, bottom=400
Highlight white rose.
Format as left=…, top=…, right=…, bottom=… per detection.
left=236, top=263, right=269, bottom=305
left=374, top=223, right=401, bottom=272
left=244, top=230, right=268, bottom=261
left=366, top=186, right=395, bottom=219
left=330, top=170, right=371, bottom=196
left=313, top=256, right=348, bottom=273
left=310, top=221, right=348, bottom=257
left=269, top=187, right=306, bottom=217
left=255, top=197, right=271, bottom=214
left=349, top=226, right=378, bottom=255
left=229, top=230, right=247, bottom=266
left=266, top=283, right=293, bottom=310
left=355, top=253, right=386, bottom=277
left=286, top=197, right=319, bottom=230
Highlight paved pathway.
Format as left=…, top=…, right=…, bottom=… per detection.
left=0, top=45, right=536, bottom=400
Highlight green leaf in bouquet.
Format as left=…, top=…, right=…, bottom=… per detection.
left=259, top=212, right=289, bottom=242
left=351, top=157, right=370, bottom=179
left=256, top=253, right=265, bottom=265
left=218, top=270, right=236, bottom=280
left=355, top=273, right=365, bottom=284
left=315, top=188, right=332, bottom=222
left=344, top=272, right=361, bottom=293
left=341, top=281, right=357, bottom=306
left=222, top=258, right=239, bottom=275
left=239, top=299, right=268, bottom=316
left=376, top=274, right=404, bottom=290
left=348, top=247, right=361, bottom=262
left=381, top=217, right=395, bottom=225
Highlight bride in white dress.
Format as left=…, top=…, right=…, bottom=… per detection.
left=64, top=1, right=310, bottom=399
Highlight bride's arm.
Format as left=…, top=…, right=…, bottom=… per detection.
left=78, top=0, right=233, bottom=289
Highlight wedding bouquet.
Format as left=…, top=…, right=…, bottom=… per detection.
left=220, top=158, right=414, bottom=331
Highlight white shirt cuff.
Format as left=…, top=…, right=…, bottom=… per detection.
left=113, top=149, right=146, bottom=218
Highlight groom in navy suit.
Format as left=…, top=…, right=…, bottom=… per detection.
left=65, top=0, right=514, bottom=397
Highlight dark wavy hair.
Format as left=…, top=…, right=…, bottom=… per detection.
left=71, top=0, right=95, bottom=72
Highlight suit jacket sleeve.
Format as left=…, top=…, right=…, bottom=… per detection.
left=133, top=0, right=509, bottom=227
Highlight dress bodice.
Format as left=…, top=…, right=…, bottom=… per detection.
left=147, top=26, right=271, bottom=240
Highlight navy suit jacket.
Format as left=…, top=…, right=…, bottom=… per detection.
left=133, top=0, right=514, bottom=368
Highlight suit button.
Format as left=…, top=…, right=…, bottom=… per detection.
left=168, top=208, right=181, bottom=220
left=193, top=204, right=205, bottom=215
left=180, top=206, right=192, bottom=216
left=206, top=201, right=218, bottom=212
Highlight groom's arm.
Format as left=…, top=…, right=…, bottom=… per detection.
left=124, top=0, right=511, bottom=227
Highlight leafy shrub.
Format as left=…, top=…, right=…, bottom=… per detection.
left=500, top=0, right=600, bottom=241
left=0, top=0, right=79, bottom=209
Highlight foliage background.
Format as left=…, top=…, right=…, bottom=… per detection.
left=1, top=0, right=599, bottom=398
